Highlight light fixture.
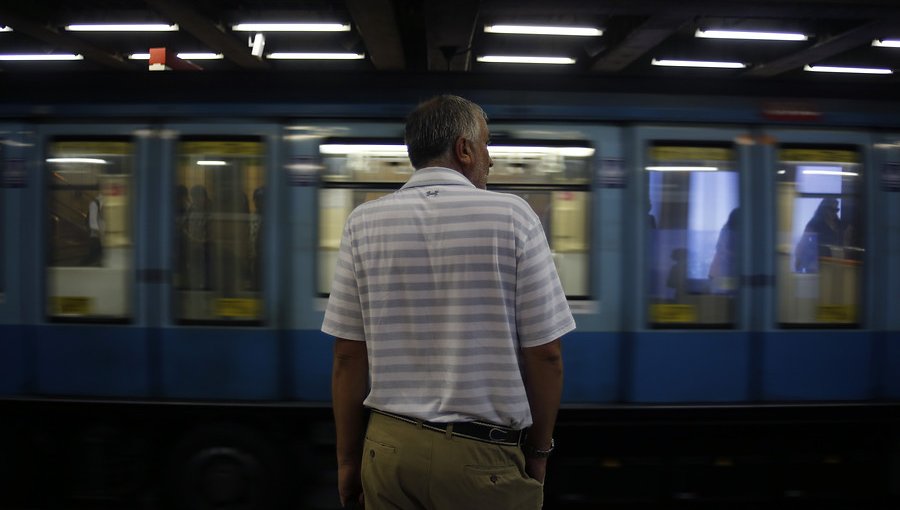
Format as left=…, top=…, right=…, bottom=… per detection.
left=267, top=52, right=365, bottom=60
left=695, top=29, right=807, bottom=41
left=872, top=39, right=900, bottom=48
left=175, top=53, right=223, bottom=60
left=484, top=25, right=602, bottom=37
left=46, top=158, right=107, bottom=164
left=0, top=54, right=84, bottom=61
left=232, top=22, right=350, bottom=32
left=0, top=25, right=12, bottom=32
left=652, top=58, right=745, bottom=69
left=645, top=166, right=719, bottom=172
left=803, top=64, right=892, bottom=75
left=197, top=160, right=228, bottom=166
left=476, top=55, right=576, bottom=65
left=129, top=52, right=223, bottom=60
left=65, top=23, right=178, bottom=32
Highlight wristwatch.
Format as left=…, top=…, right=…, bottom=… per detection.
left=522, top=438, right=555, bottom=458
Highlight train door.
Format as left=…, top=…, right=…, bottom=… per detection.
left=760, top=128, right=875, bottom=401
left=157, top=123, right=281, bottom=400
left=28, top=124, right=152, bottom=397
left=628, top=126, right=753, bottom=403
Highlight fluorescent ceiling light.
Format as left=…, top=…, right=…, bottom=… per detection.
left=47, top=158, right=107, bottom=164
left=802, top=169, right=859, bottom=176
left=174, top=53, right=223, bottom=60
left=645, top=166, right=719, bottom=172
left=803, top=64, right=892, bottom=75
left=0, top=26, right=12, bottom=32
left=0, top=54, right=83, bottom=61
left=484, top=25, right=602, bottom=36
left=197, top=160, right=228, bottom=166
left=695, top=29, right=807, bottom=41
left=477, top=55, right=576, bottom=65
left=652, top=58, right=745, bottom=69
left=65, top=23, right=178, bottom=32
left=267, top=52, right=364, bottom=60
left=129, top=53, right=223, bottom=60
left=232, top=22, right=349, bottom=32
left=872, top=39, right=900, bottom=48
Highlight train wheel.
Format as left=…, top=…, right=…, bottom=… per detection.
left=168, top=423, right=283, bottom=510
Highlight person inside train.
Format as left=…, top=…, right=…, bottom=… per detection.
left=250, top=186, right=264, bottom=290
left=82, top=189, right=104, bottom=266
left=708, top=207, right=740, bottom=293
left=666, top=247, right=688, bottom=302
left=174, top=185, right=190, bottom=288
left=794, top=197, right=844, bottom=273
left=186, top=185, right=211, bottom=289
left=324, top=95, right=574, bottom=510
left=209, top=179, right=249, bottom=295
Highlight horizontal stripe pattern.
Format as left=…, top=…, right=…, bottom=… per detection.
left=323, top=167, right=575, bottom=428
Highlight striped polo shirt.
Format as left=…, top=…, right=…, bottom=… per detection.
left=322, top=167, right=575, bottom=429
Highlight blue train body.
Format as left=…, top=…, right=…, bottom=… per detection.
left=1, top=74, right=899, bottom=508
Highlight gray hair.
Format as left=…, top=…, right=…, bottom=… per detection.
left=404, top=95, right=488, bottom=169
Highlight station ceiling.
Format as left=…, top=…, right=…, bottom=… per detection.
left=1, top=0, right=900, bottom=99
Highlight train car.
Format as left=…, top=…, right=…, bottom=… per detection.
left=1, top=73, right=899, bottom=509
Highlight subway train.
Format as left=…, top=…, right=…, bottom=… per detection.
left=1, top=72, right=899, bottom=508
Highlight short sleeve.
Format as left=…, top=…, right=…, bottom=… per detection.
left=321, top=220, right=366, bottom=341
left=515, top=216, right=576, bottom=348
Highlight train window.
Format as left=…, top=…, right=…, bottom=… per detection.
left=646, top=143, right=740, bottom=327
left=776, top=147, right=863, bottom=326
left=174, top=139, right=265, bottom=323
left=46, top=139, right=134, bottom=319
left=317, top=139, right=593, bottom=298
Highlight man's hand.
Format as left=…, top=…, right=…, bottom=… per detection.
left=337, top=460, right=364, bottom=507
left=524, top=456, right=548, bottom=484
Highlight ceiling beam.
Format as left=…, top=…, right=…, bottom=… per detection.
left=424, top=1, right=480, bottom=72
left=0, top=7, right=134, bottom=70
left=744, top=19, right=893, bottom=77
left=346, top=0, right=405, bottom=70
left=143, top=0, right=268, bottom=69
left=590, top=13, right=692, bottom=73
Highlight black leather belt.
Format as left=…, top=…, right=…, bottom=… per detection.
left=372, top=409, right=524, bottom=447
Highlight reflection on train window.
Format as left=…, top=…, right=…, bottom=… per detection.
left=776, top=147, right=863, bottom=326
left=646, top=144, right=740, bottom=326
left=46, top=140, right=133, bottom=319
left=318, top=139, right=593, bottom=298
left=174, top=139, right=265, bottom=323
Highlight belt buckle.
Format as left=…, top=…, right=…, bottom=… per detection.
left=488, top=427, right=509, bottom=442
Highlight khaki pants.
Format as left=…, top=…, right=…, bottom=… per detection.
left=361, top=412, right=544, bottom=510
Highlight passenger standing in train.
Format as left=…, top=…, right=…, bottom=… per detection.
left=795, top=197, right=844, bottom=273
left=186, top=185, right=211, bottom=289
left=82, top=190, right=104, bottom=266
left=324, top=95, right=574, bottom=510
left=709, top=207, right=740, bottom=293
left=174, top=185, right=190, bottom=288
left=250, top=187, right=264, bottom=290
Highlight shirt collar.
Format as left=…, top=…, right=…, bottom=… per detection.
left=401, top=167, right=476, bottom=190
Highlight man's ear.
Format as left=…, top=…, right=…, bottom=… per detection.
left=454, top=136, right=473, bottom=166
